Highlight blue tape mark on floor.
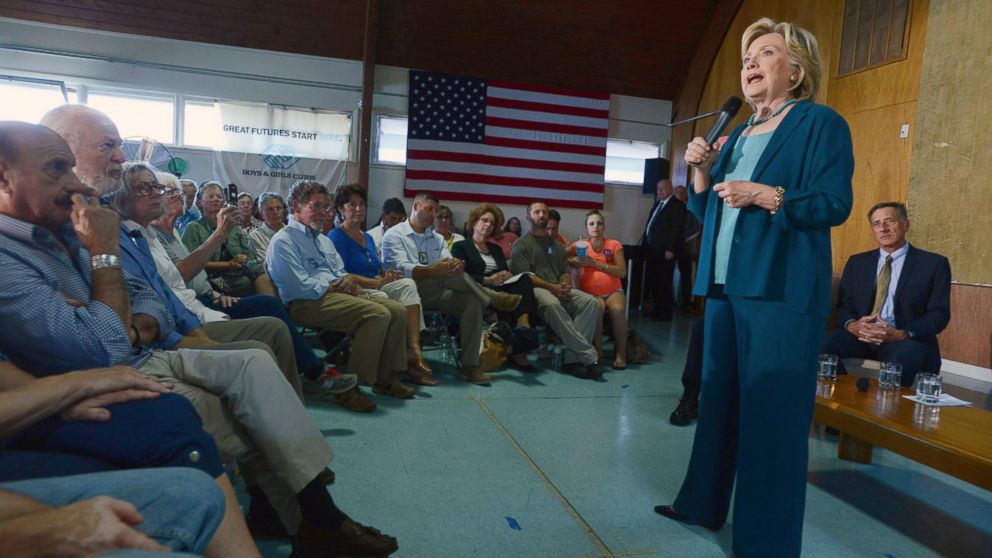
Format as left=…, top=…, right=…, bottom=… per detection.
left=505, top=516, right=521, bottom=530
left=622, top=384, right=630, bottom=389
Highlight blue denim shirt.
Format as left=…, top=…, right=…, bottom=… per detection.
left=266, top=216, right=347, bottom=303
left=120, top=220, right=202, bottom=348
left=0, top=214, right=173, bottom=375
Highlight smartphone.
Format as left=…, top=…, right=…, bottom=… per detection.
left=227, top=183, right=239, bottom=205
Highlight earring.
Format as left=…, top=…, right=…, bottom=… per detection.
left=790, top=75, right=797, bottom=81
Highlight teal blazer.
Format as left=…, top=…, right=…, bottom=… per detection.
left=689, top=101, right=854, bottom=317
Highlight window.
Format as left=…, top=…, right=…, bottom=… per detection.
left=183, top=100, right=351, bottom=160
left=0, top=77, right=75, bottom=123
left=375, top=115, right=408, bottom=165
left=605, top=139, right=661, bottom=184
left=838, top=0, right=911, bottom=75
left=87, top=90, right=175, bottom=144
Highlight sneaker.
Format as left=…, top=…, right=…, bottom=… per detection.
left=303, top=367, right=358, bottom=397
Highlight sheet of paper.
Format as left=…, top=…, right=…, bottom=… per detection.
left=901, top=393, right=973, bottom=407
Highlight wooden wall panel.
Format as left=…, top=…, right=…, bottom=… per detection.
left=827, top=0, right=929, bottom=268
left=938, top=284, right=992, bottom=369
left=906, top=0, right=992, bottom=285
left=0, top=0, right=727, bottom=100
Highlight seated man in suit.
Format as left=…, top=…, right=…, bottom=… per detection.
left=822, top=202, right=951, bottom=387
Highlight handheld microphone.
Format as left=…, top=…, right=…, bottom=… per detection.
left=703, top=96, right=743, bottom=145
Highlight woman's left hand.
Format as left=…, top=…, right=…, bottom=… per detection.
left=575, top=255, right=597, bottom=268
left=713, top=181, right=777, bottom=210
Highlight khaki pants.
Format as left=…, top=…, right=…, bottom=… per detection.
left=533, top=287, right=600, bottom=365
left=140, top=348, right=333, bottom=533
left=202, top=316, right=303, bottom=399
left=415, top=273, right=492, bottom=367
left=289, top=292, right=407, bottom=384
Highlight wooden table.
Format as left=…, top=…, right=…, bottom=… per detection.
left=813, top=376, right=992, bottom=491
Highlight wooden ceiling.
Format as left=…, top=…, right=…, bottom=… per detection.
left=1, top=0, right=726, bottom=100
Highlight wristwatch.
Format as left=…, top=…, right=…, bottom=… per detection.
left=91, top=254, right=122, bottom=270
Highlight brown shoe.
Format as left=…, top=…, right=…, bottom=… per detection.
left=293, top=517, right=398, bottom=557
left=459, top=365, right=492, bottom=385
left=333, top=386, right=376, bottom=413
left=490, top=292, right=523, bottom=312
left=372, top=379, right=416, bottom=399
left=408, top=357, right=433, bottom=374
left=406, top=368, right=439, bottom=386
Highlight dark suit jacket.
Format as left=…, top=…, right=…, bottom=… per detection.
left=835, top=245, right=951, bottom=372
left=451, top=238, right=509, bottom=284
left=643, top=197, right=687, bottom=256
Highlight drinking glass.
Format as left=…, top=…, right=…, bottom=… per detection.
left=916, top=373, right=942, bottom=404
left=817, top=354, right=838, bottom=381
left=878, top=361, right=902, bottom=389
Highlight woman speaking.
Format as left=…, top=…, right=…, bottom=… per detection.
left=654, top=18, right=853, bottom=558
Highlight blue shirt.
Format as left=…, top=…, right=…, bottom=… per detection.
left=380, top=220, right=450, bottom=277
left=120, top=220, right=203, bottom=348
left=876, top=242, right=910, bottom=325
left=0, top=214, right=173, bottom=375
left=328, top=228, right=381, bottom=278
left=713, top=131, right=773, bottom=284
left=267, top=216, right=348, bottom=303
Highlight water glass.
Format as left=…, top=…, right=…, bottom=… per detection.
left=818, top=354, right=839, bottom=381
left=878, top=362, right=903, bottom=389
left=916, top=373, right=942, bottom=404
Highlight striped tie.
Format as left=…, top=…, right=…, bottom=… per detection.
left=871, top=255, right=893, bottom=316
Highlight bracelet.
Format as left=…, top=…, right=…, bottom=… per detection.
left=131, top=324, right=141, bottom=347
left=769, top=187, right=785, bottom=215
left=91, top=254, right=122, bottom=270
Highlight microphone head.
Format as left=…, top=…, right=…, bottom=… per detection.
left=721, top=96, right=743, bottom=117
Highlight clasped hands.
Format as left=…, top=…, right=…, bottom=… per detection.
left=429, top=257, right=464, bottom=277
left=484, top=270, right=513, bottom=286
left=846, top=314, right=908, bottom=345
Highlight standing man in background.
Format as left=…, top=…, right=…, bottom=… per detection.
left=642, top=178, right=686, bottom=320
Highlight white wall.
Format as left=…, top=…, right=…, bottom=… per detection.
left=1, top=17, right=673, bottom=244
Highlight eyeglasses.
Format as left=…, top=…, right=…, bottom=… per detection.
left=132, top=182, right=177, bottom=197
left=303, top=202, right=330, bottom=212
left=478, top=217, right=495, bottom=224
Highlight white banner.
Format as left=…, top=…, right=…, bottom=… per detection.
left=187, top=101, right=352, bottom=160
left=211, top=150, right=348, bottom=197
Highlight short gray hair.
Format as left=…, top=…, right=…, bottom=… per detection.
left=866, top=202, right=908, bottom=222
left=107, top=161, right=158, bottom=218
left=288, top=179, right=328, bottom=205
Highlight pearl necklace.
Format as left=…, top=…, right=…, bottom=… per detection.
left=746, top=98, right=798, bottom=127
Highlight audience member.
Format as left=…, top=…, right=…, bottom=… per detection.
left=381, top=192, right=522, bottom=385
left=330, top=183, right=438, bottom=385
left=181, top=181, right=275, bottom=297
left=510, top=201, right=603, bottom=380
left=366, top=197, right=406, bottom=259
left=568, top=210, right=629, bottom=370
left=267, top=180, right=416, bottom=400
left=642, top=178, right=687, bottom=320
left=0, top=359, right=255, bottom=556
left=504, top=216, right=522, bottom=236
left=0, top=119, right=398, bottom=557
left=434, top=204, right=464, bottom=250
left=451, top=203, right=540, bottom=372
left=547, top=208, right=568, bottom=245
left=176, top=178, right=202, bottom=234
left=248, top=191, right=286, bottom=263
left=237, top=192, right=262, bottom=235
left=822, top=202, right=951, bottom=386
left=490, top=219, right=518, bottom=260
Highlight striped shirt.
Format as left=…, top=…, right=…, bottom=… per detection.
left=0, top=214, right=174, bottom=375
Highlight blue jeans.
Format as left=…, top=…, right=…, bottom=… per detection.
left=1, top=467, right=224, bottom=555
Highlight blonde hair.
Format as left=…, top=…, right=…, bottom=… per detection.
left=741, top=17, right=821, bottom=103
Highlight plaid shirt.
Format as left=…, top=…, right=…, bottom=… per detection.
left=0, top=214, right=174, bottom=376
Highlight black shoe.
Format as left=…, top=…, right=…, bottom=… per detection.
left=653, top=505, right=721, bottom=531
left=564, top=362, right=603, bottom=380
left=669, top=397, right=698, bottom=426
left=293, top=518, right=398, bottom=557
left=246, top=495, right=291, bottom=540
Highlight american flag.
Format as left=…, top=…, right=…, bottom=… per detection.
left=404, top=70, right=610, bottom=209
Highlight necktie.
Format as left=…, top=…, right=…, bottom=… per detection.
left=871, top=255, right=893, bottom=316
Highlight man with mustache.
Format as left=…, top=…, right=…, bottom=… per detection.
left=0, top=120, right=398, bottom=556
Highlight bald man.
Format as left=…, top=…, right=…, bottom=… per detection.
left=642, top=178, right=687, bottom=320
